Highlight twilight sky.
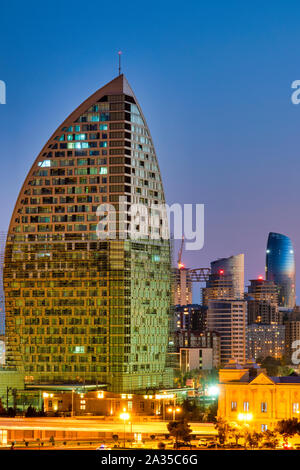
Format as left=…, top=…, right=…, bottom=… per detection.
left=1, top=0, right=300, bottom=302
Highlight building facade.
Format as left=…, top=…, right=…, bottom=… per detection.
left=172, top=267, right=192, bottom=306
left=266, top=232, right=296, bottom=309
left=173, top=304, right=207, bottom=333
left=179, top=347, right=213, bottom=373
left=218, top=359, right=300, bottom=432
left=209, top=254, right=244, bottom=300
left=174, top=330, right=220, bottom=368
left=0, top=232, right=6, bottom=336
left=207, top=300, right=247, bottom=365
left=43, top=389, right=159, bottom=416
left=284, top=308, right=300, bottom=362
left=4, top=74, right=173, bottom=392
left=247, top=323, right=285, bottom=360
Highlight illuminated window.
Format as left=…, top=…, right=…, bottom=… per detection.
left=261, top=424, right=268, bottom=432
left=243, top=401, right=249, bottom=412
left=231, top=401, right=237, bottom=411
left=261, top=402, right=267, bottom=413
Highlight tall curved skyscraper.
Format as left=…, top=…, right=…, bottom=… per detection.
left=266, top=232, right=295, bottom=308
left=4, top=74, right=173, bottom=392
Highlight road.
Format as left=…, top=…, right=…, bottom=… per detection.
left=0, top=417, right=216, bottom=435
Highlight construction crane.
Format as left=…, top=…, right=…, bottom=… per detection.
left=177, top=236, right=185, bottom=269
left=175, top=234, right=210, bottom=281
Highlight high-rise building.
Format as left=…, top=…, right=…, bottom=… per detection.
left=266, top=232, right=296, bottom=308
left=202, top=254, right=244, bottom=305
left=247, top=323, right=285, bottom=360
left=173, top=304, right=207, bottom=333
left=172, top=267, right=192, bottom=306
left=4, top=74, right=173, bottom=392
left=246, top=278, right=281, bottom=324
left=284, top=307, right=300, bottom=362
left=204, top=254, right=246, bottom=365
left=210, top=254, right=244, bottom=299
left=207, top=299, right=247, bottom=365
left=0, top=231, right=6, bottom=336
left=247, top=278, right=278, bottom=303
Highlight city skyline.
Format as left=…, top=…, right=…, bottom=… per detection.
left=2, top=1, right=300, bottom=303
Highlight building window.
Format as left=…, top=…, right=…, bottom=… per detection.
left=293, top=402, right=299, bottom=414
left=261, top=402, right=267, bottom=413
left=231, top=401, right=237, bottom=411
left=243, top=401, right=249, bottom=412
left=261, top=424, right=268, bottom=432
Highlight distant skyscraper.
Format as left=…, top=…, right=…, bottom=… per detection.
left=246, top=278, right=281, bottom=324
left=4, top=74, right=173, bottom=392
left=203, top=254, right=244, bottom=305
left=172, top=267, right=192, bottom=306
left=210, top=254, right=244, bottom=299
left=266, top=232, right=295, bottom=308
left=207, top=299, right=247, bottom=365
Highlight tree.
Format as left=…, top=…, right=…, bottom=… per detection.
left=245, top=431, right=263, bottom=449
left=157, top=442, right=166, bottom=449
left=228, top=425, right=242, bottom=445
left=7, top=407, right=16, bottom=417
left=214, top=417, right=228, bottom=444
left=206, top=401, right=218, bottom=422
left=261, top=430, right=279, bottom=449
left=276, top=418, right=300, bottom=443
left=167, top=419, right=192, bottom=445
left=25, top=405, right=38, bottom=417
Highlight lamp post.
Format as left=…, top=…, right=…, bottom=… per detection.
left=167, top=406, right=182, bottom=421
left=120, top=410, right=130, bottom=448
left=237, top=413, right=253, bottom=426
left=71, top=389, right=75, bottom=418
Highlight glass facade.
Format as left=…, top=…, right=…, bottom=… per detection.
left=0, top=231, right=6, bottom=335
left=4, top=75, right=173, bottom=392
left=265, top=232, right=295, bottom=308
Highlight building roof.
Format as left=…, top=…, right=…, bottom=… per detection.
left=223, top=358, right=244, bottom=369
left=270, top=376, right=300, bottom=384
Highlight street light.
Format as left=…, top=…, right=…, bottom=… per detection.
left=238, top=413, right=253, bottom=425
left=208, top=385, right=219, bottom=397
left=120, top=409, right=130, bottom=448
left=167, top=406, right=182, bottom=420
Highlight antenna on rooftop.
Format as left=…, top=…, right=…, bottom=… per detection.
left=118, top=51, right=122, bottom=75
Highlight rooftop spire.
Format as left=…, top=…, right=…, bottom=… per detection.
left=118, top=51, right=122, bottom=76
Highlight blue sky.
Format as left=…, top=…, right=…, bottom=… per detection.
left=1, top=0, right=300, bottom=301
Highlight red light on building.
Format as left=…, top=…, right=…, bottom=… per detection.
left=178, top=263, right=185, bottom=269
left=258, top=275, right=263, bottom=280
left=219, top=269, right=224, bottom=275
